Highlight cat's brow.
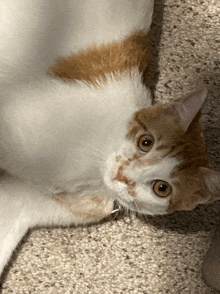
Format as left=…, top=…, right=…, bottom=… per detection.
left=134, top=114, right=147, bottom=131
left=156, top=144, right=167, bottom=151
left=157, top=134, right=163, bottom=141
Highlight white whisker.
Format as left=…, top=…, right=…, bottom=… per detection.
left=133, top=199, right=141, bottom=213
left=132, top=199, right=150, bottom=223
left=90, top=146, right=106, bottom=157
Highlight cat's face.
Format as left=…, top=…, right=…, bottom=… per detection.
left=104, top=90, right=220, bottom=215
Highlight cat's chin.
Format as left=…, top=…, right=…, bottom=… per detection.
left=104, top=176, right=165, bottom=216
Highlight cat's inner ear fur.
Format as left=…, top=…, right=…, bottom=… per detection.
left=166, top=89, right=208, bottom=132
left=200, top=167, right=220, bottom=203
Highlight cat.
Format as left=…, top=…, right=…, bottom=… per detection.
left=1, top=0, right=220, bottom=279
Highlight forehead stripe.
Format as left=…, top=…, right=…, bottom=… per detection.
left=134, top=114, right=148, bottom=131
left=156, top=144, right=168, bottom=151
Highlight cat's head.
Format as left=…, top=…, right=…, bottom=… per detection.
left=104, top=89, right=220, bottom=215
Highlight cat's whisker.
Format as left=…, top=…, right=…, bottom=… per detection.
left=85, top=146, right=108, bottom=167
left=132, top=199, right=151, bottom=224
left=120, top=204, right=135, bottom=224
left=89, top=146, right=106, bottom=157
left=110, top=204, right=124, bottom=221
left=90, top=150, right=103, bottom=159
left=140, top=213, right=151, bottom=224
left=69, top=152, right=104, bottom=167
left=133, top=199, right=141, bottom=213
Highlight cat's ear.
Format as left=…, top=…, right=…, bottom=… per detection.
left=169, top=89, right=208, bottom=132
left=199, top=167, right=220, bottom=203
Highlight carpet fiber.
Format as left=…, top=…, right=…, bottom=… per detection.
left=1, top=0, right=220, bottom=293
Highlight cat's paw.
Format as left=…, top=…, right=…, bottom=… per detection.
left=53, top=193, right=114, bottom=225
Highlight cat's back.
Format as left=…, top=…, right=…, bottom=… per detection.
left=1, top=0, right=153, bottom=83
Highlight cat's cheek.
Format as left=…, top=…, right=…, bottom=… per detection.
left=118, top=142, right=137, bottom=161
left=103, top=153, right=117, bottom=185
left=134, top=186, right=170, bottom=215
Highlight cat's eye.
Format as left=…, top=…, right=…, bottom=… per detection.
left=137, top=134, right=154, bottom=152
left=152, top=180, right=172, bottom=197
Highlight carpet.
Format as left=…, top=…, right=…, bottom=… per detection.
left=1, top=0, right=220, bottom=293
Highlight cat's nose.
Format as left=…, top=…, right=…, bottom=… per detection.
left=114, top=166, right=128, bottom=183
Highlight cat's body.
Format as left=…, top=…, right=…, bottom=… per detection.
left=1, top=0, right=220, bottom=278
left=0, top=0, right=154, bottom=276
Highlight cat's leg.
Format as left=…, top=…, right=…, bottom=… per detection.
left=0, top=176, right=114, bottom=276
left=0, top=175, right=76, bottom=277
left=53, top=193, right=114, bottom=225
left=0, top=177, right=33, bottom=275
left=0, top=201, right=30, bottom=275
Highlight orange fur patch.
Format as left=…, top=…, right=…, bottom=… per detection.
left=126, top=181, right=137, bottom=197
left=53, top=193, right=113, bottom=224
left=48, top=31, right=151, bottom=85
left=113, top=156, right=137, bottom=197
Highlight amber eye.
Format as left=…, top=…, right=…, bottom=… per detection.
left=152, top=180, right=172, bottom=197
left=138, top=134, right=154, bottom=152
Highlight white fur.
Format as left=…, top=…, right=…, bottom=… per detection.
left=1, top=0, right=153, bottom=83
left=0, top=71, right=152, bottom=275
left=0, top=72, right=151, bottom=185
left=0, top=0, right=154, bottom=276
left=0, top=175, right=77, bottom=274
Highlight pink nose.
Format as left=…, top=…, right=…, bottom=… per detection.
left=114, top=166, right=128, bottom=182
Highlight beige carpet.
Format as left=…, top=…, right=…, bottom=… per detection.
left=1, top=0, right=220, bottom=293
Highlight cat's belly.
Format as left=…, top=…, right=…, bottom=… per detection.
left=0, top=122, right=103, bottom=185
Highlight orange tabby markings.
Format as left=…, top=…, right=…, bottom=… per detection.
left=126, top=97, right=211, bottom=211
left=48, top=31, right=151, bottom=85
left=126, top=181, right=137, bottom=198
left=114, top=164, right=137, bottom=197
left=53, top=193, right=113, bottom=225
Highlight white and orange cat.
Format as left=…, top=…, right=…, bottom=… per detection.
left=0, top=0, right=220, bottom=277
